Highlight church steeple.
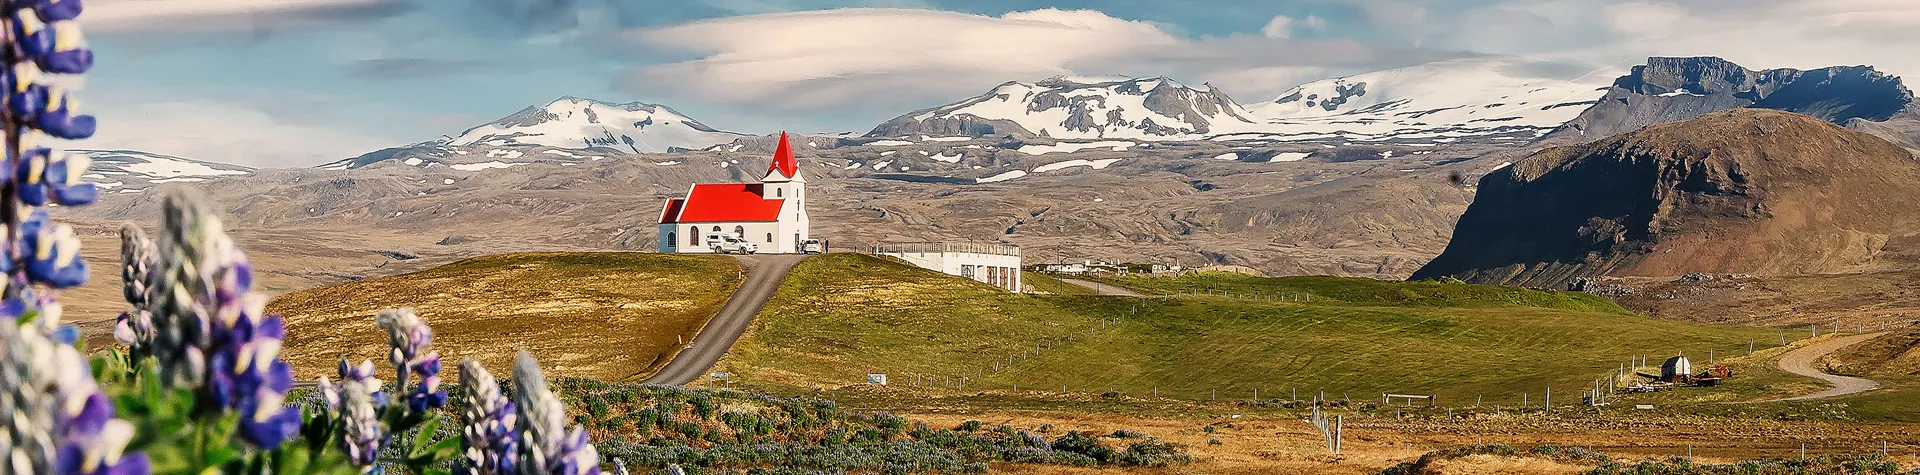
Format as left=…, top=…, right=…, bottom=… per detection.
left=764, top=131, right=799, bottom=182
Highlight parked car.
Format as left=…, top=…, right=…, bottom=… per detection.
left=706, top=234, right=758, bottom=254
left=801, top=238, right=824, bottom=254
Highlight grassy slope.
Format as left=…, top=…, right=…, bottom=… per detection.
left=1090, top=272, right=1627, bottom=312
left=272, top=252, right=740, bottom=381
left=1023, top=271, right=1095, bottom=296
left=719, top=254, right=1783, bottom=403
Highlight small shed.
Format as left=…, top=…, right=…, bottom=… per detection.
left=1660, top=355, right=1692, bottom=382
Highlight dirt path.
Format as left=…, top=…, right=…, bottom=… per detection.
left=1771, top=332, right=1885, bottom=401
left=1058, top=278, right=1145, bottom=297
left=643, top=254, right=806, bottom=386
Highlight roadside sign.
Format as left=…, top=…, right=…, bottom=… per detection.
left=867, top=373, right=888, bottom=386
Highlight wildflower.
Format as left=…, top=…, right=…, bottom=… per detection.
left=3, top=313, right=150, bottom=475
left=113, top=224, right=155, bottom=351
left=456, top=360, right=517, bottom=475
left=339, top=378, right=388, bottom=471
left=21, top=208, right=86, bottom=288
left=15, top=147, right=96, bottom=207
left=322, top=358, right=387, bottom=413
left=512, top=351, right=600, bottom=475
left=375, top=308, right=446, bottom=412
left=208, top=313, right=302, bottom=448
left=147, top=190, right=227, bottom=388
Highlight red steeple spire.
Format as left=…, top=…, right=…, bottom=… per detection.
left=768, top=131, right=798, bottom=178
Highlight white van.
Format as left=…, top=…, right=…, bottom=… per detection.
left=706, top=234, right=758, bottom=254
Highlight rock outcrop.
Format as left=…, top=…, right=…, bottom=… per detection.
left=1545, top=57, right=1920, bottom=145
left=1415, top=109, right=1920, bottom=288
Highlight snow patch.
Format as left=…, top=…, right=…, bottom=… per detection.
left=486, top=149, right=525, bottom=159
left=450, top=161, right=525, bottom=171
left=403, top=157, right=423, bottom=166
left=867, top=140, right=913, bottom=146
left=976, top=170, right=1027, bottom=183
left=1269, top=152, right=1311, bottom=162
left=1212, top=152, right=1238, bottom=161
left=923, top=136, right=973, bottom=142
left=1017, top=140, right=1135, bottom=155
left=931, top=152, right=962, bottom=163
left=1033, top=158, right=1122, bottom=173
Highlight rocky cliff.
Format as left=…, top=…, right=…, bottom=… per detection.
left=1545, top=57, right=1920, bottom=145
left=1414, top=109, right=1920, bottom=288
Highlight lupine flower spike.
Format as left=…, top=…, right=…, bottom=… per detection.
left=513, top=351, right=600, bottom=475
left=339, top=376, right=388, bottom=473
left=456, top=359, right=517, bottom=475
left=113, top=225, right=156, bottom=354
left=375, top=308, right=446, bottom=413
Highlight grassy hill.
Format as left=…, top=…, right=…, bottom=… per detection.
left=718, top=254, right=1785, bottom=403
left=270, top=252, right=740, bottom=381
left=1089, top=272, right=1628, bottom=312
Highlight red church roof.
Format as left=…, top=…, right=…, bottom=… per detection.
left=659, top=184, right=785, bottom=224
left=767, top=131, right=797, bottom=179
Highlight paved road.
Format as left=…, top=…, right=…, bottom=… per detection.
left=1771, top=332, right=1885, bottom=401
left=642, top=254, right=806, bottom=386
left=1057, top=277, right=1145, bottom=296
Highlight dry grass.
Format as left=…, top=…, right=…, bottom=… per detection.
left=270, top=252, right=740, bottom=381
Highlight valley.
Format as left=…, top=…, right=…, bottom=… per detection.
left=65, top=52, right=1920, bottom=474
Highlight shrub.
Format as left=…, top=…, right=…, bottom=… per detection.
left=1051, top=431, right=1116, bottom=464
left=956, top=420, right=985, bottom=432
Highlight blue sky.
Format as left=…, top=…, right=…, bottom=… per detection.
left=72, top=0, right=1920, bottom=167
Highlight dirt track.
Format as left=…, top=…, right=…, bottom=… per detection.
left=1058, top=278, right=1146, bottom=296
left=1772, top=332, right=1885, bottom=401
left=643, top=254, right=805, bottom=386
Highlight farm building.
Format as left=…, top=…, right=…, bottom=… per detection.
left=876, top=242, right=1023, bottom=293
left=657, top=132, right=811, bottom=253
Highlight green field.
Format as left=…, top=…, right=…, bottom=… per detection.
left=716, top=254, right=1787, bottom=405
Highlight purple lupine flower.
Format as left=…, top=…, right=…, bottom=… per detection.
left=20, top=208, right=86, bottom=288
left=15, top=147, right=97, bottom=206
left=512, top=351, right=600, bottom=475
left=456, top=359, right=517, bottom=475
left=330, top=358, right=388, bottom=409
left=339, top=377, right=388, bottom=471
left=113, top=225, right=156, bottom=351
left=3, top=309, right=151, bottom=475
left=206, top=313, right=301, bottom=448
left=375, top=308, right=446, bottom=412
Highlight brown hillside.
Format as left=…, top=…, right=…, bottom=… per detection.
left=1413, top=109, right=1920, bottom=288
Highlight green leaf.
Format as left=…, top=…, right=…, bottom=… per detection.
left=408, top=415, right=443, bottom=456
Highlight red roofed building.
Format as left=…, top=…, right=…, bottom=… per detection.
left=658, top=132, right=811, bottom=253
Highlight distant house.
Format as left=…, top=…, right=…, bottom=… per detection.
left=1037, top=263, right=1090, bottom=275
left=876, top=242, right=1023, bottom=293
left=657, top=132, right=811, bottom=253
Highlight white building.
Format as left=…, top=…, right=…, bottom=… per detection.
left=876, top=242, right=1022, bottom=293
left=657, top=132, right=810, bottom=253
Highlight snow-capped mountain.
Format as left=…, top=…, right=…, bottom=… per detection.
left=449, top=96, right=746, bottom=153
left=867, top=76, right=1264, bottom=140
left=78, top=149, right=253, bottom=193
left=323, top=97, right=752, bottom=170
left=1238, top=58, right=1623, bottom=144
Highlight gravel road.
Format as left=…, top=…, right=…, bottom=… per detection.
left=1772, top=332, right=1885, bottom=401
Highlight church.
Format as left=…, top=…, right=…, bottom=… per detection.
left=657, top=132, right=811, bottom=254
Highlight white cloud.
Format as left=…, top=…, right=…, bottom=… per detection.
left=85, top=0, right=397, bottom=32
left=72, top=101, right=397, bottom=168
left=1260, top=15, right=1294, bottom=39
left=1413, top=0, right=1920, bottom=79
left=1303, top=14, right=1327, bottom=32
